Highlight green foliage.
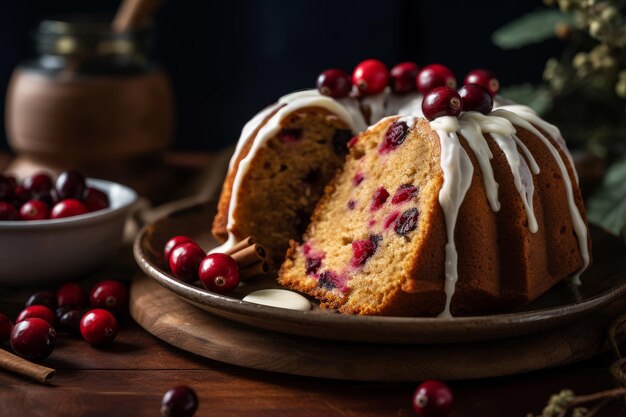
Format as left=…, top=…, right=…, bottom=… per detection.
left=587, top=153, right=626, bottom=235
left=491, top=9, right=575, bottom=49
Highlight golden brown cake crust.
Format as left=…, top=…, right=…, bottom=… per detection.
left=278, top=114, right=592, bottom=316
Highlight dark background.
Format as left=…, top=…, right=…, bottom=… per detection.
left=0, top=0, right=562, bottom=151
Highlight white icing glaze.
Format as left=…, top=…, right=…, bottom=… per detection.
left=430, top=106, right=590, bottom=316
left=242, top=289, right=311, bottom=311
left=431, top=117, right=474, bottom=318
left=212, top=90, right=358, bottom=254
left=493, top=106, right=589, bottom=285
left=218, top=86, right=589, bottom=317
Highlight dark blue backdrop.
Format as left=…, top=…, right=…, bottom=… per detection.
left=0, top=0, right=561, bottom=151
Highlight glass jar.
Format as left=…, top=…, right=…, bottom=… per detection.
left=5, top=16, right=173, bottom=173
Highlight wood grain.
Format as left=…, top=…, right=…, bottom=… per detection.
left=0, top=152, right=625, bottom=416
left=129, top=273, right=625, bottom=381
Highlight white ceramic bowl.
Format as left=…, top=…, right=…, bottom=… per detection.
left=0, top=178, right=138, bottom=286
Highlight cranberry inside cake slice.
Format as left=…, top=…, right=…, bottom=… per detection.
left=279, top=116, right=448, bottom=316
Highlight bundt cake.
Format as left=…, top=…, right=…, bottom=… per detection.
left=278, top=106, right=591, bottom=317
left=214, top=60, right=591, bottom=317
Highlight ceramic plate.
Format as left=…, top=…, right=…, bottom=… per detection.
left=133, top=201, right=626, bottom=344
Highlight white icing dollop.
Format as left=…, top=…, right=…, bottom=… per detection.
left=242, top=289, right=311, bottom=311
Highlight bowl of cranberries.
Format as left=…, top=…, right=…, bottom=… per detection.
left=0, top=170, right=137, bottom=286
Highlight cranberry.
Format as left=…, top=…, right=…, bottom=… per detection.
left=464, top=68, right=499, bottom=97
left=10, top=318, right=56, bottom=361
left=347, top=135, right=359, bottom=147
left=392, top=184, right=418, bottom=204
left=352, top=172, right=365, bottom=186
left=379, top=120, right=410, bottom=154
left=384, top=211, right=400, bottom=229
left=169, top=243, right=206, bottom=283
left=161, top=386, right=199, bottom=417
left=58, top=310, right=83, bottom=335
left=332, top=129, right=354, bottom=154
left=23, top=173, right=53, bottom=196
left=57, top=283, right=87, bottom=308
left=32, top=189, right=58, bottom=208
left=13, top=185, right=29, bottom=206
left=351, top=235, right=382, bottom=267
left=422, top=87, right=462, bottom=121
left=416, top=64, right=457, bottom=94
left=395, top=208, right=419, bottom=236
left=0, top=175, right=15, bottom=201
left=370, top=187, right=390, bottom=211
left=16, top=305, right=56, bottom=327
left=413, top=380, right=454, bottom=417
left=278, top=128, right=302, bottom=143
left=55, top=305, right=73, bottom=320
left=0, top=201, right=19, bottom=220
left=55, top=170, right=86, bottom=200
left=163, top=236, right=198, bottom=262
left=347, top=200, right=356, bottom=210
left=80, top=309, right=118, bottom=345
left=390, top=62, right=420, bottom=93
left=50, top=199, right=89, bottom=219
left=0, top=313, right=13, bottom=343
left=25, top=291, right=57, bottom=310
left=83, top=187, right=110, bottom=212
left=317, top=68, right=352, bottom=98
left=458, top=84, right=493, bottom=114
left=305, top=256, right=323, bottom=275
left=352, top=59, right=389, bottom=95
left=90, top=280, right=128, bottom=316
left=198, top=253, right=240, bottom=294
left=19, top=200, right=50, bottom=221
left=318, top=271, right=340, bottom=290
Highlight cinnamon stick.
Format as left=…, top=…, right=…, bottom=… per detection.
left=240, top=261, right=270, bottom=281
left=224, top=237, right=256, bottom=256
left=0, top=349, right=55, bottom=384
left=230, top=244, right=266, bottom=267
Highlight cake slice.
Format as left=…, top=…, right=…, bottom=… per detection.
left=278, top=110, right=590, bottom=316
left=212, top=93, right=355, bottom=266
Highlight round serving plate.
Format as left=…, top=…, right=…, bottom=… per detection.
left=133, top=201, right=626, bottom=345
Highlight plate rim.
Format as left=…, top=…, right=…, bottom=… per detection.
left=133, top=218, right=626, bottom=343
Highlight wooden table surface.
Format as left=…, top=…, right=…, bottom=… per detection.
left=1, top=152, right=625, bottom=417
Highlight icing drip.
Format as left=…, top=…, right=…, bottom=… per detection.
left=461, top=111, right=539, bottom=232
left=490, top=132, right=538, bottom=233
left=492, top=107, right=589, bottom=285
left=431, top=106, right=590, bottom=316
left=456, top=116, right=500, bottom=212
left=431, top=116, right=474, bottom=319
left=495, top=105, right=579, bottom=185
left=213, top=90, right=358, bottom=254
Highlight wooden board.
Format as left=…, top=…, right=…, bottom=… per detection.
left=130, top=273, right=623, bottom=381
